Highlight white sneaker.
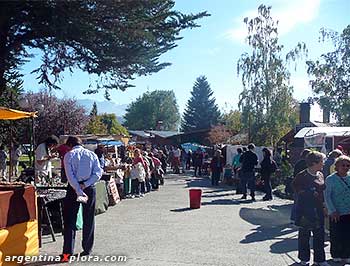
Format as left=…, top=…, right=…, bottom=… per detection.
left=315, top=262, right=330, bottom=266
left=300, top=261, right=310, bottom=266
left=332, top=258, right=342, bottom=262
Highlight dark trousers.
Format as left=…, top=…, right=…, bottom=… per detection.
left=145, top=177, right=152, bottom=192
left=186, top=159, right=191, bottom=170
left=211, top=171, right=220, bottom=186
left=194, top=165, right=202, bottom=176
left=63, top=185, right=96, bottom=255
left=151, top=173, right=159, bottom=189
left=235, top=171, right=242, bottom=194
left=298, top=225, right=325, bottom=263
left=241, top=171, right=255, bottom=197
left=131, top=179, right=139, bottom=195
left=329, top=214, right=350, bottom=259
left=290, top=194, right=297, bottom=222
left=61, top=168, right=67, bottom=183
left=263, top=177, right=272, bottom=199
left=139, top=181, right=145, bottom=194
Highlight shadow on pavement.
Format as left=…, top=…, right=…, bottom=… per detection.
left=170, top=207, right=193, bottom=212
left=201, top=196, right=260, bottom=206
left=239, top=204, right=299, bottom=254
left=202, top=199, right=244, bottom=205
left=185, top=177, right=212, bottom=188
left=201, top=192, right=236, bottom=198
left=288, top=259, right=337, bottom=266
left=202, top=189, right=233, bottom=194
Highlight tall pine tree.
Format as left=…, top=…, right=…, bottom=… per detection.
left=90, top=102, right=98, bottom=117
left=181, top=76, right=221, bottom=132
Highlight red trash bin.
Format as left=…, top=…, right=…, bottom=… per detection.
left=189, top=189, right=202, bottom=209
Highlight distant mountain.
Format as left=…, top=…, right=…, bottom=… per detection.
left=77, top=99, right=127, bottom=124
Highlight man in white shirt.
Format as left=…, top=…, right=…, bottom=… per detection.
left=172, top=146, right=181, bottom=174
left=35, top=136, right=59, bottom=183
left=62, top=136, right=103, bottom=257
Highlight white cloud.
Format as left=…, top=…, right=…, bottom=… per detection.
left=225, top=0, right=321, bottom=43
left=310, top=103, right=324, bottom=122
left=290, top=76, right=313, bottom=101
left=224, top=10, right=257, bottom=44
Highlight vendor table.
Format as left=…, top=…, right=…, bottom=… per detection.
left=36, top=188, right=66, bottom=247
left=95, top=180, right=109, bottom=215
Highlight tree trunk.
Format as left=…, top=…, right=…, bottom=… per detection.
left=0, top=17, right=9, bottom=99
left=0, top=66, right=6, bottom=99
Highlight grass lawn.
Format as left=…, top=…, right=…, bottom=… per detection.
left=3, top=154, right=61, bottom=179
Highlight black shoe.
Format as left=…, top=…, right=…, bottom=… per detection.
left=241, top=194, right=247, bottom=199
left=251, top=197, right=256, bottom=201
left=79, top=251, right=91, bottom=256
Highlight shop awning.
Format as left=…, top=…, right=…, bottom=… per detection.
left=294, top=127, right=350, bottom=138
left=0, top=107, right=37, bottom=120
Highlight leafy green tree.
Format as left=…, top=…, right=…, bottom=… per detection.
left=181, top=76, right=221, bottom=132
left=85, top=116, right=107, bottom=135
left=124, top=90, right=180, bottom=130
left=307, top=25, right=350, bottom=125
left=0, top=1, right=209, bottom=98
left=100, top=113, right=128, bottom=135
left=0, top=74, right=25, bottom=145
left=237, top=5, right=304, bottom=145
left=221, top=109, right=242, bottom=134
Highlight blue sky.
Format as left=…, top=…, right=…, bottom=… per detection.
left=22, top=0, right=350, bottom=118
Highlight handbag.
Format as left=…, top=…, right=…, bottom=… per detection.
left=295, top=210, right=321, bottom=229
left=295, top=189, right=321, bottom=229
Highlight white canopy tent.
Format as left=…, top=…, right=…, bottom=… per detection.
left=294, top=127, right=350, bottom=153
left=294, top=127, right=350, bottom=138
left=225, top=144, right=273, bottom=167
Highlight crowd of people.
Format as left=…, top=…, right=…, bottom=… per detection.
left=228, top=143, right=350, bottom=265
left=290, top=147, right=350, bottom=266
left=0, top=144, right=23, bottom=180
left=229, top=144, right=277, bottom=201
left=2, top=135, right=350, bottom=264
left=33, top=136, right=175, bottom=258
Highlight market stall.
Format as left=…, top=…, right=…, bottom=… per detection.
left=0, top=107, right=37, bottom=180
left=294, top=126, right=350, bottom=154
left=0, top=108, right=39, bottom=265
left=0, top=184, right=38, bottom=266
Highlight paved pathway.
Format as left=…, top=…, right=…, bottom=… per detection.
left=37, top=173, right=336, bottom=266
